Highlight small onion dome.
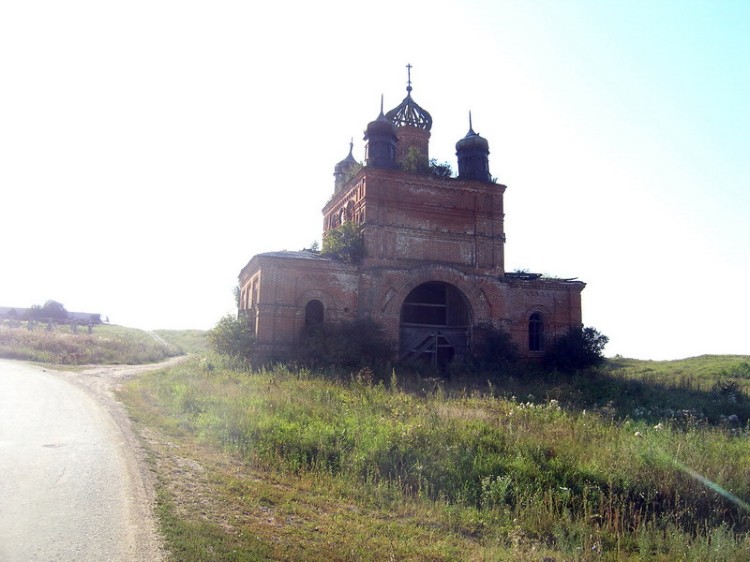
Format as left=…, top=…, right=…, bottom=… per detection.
left=334, top=140, right=358, bottom=175
left=455, top=125, right=489, bottom=152
left=456, top=112, right=491, bottom=182
left=366, top=110, right=398, bottom=136
left=364, top=96, right=399, bottom=169
left=333, top=139, right=359, bottom=192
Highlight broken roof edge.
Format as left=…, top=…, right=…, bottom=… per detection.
left=256, top=249, right=326, bottom=260
left=239, top=248, right=349, bottom=281
left=503, top=271, right=585, bottom=286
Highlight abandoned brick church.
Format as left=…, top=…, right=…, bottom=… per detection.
left=238, top=72, right=585, bottom=365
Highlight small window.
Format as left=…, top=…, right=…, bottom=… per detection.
left=305, top=300, right=325, bottom=329
left=251, top=280, right=259, bottom=308
left=529, top=312, right=544, bottom=352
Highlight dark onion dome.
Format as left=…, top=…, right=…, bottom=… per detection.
left=456, top=112, right=491, bottom=182
left=364, top=97, right=398, bottom=169
left=367, top=108, right=398, bottom=136
left=455, top=121, right=489, bottom=152
left=334, top=139, right=358, bottom=175
left=385, top=65, right=432, bottom=131
left=334, top=139, right=360, bottom=191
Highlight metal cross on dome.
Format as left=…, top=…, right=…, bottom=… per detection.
left=385, top=63, right=433, bottom=130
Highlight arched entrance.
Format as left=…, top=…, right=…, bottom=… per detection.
left=399, top=282, right=470, bottom=366
left=304, top=299, right=324, bottom=329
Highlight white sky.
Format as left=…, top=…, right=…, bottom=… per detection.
left=1, top=1, right=748, bottom=360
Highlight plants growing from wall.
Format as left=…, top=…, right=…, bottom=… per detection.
left=400, top=147, right=453, bottom=178
left=321, top=221, right=364, bottom=264
left=340, top=162, right=363, bottom=185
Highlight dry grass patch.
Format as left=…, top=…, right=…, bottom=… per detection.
left=0, top=324, right=183, bottom=364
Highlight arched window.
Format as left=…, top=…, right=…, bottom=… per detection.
left=529, top=312, right=544, bottom=352
left=251, top=280, right=259, bottom=308
left=304, top=300, right=325, bottom=329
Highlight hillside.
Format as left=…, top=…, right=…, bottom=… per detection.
left=0, top=324, right=207, bottom=365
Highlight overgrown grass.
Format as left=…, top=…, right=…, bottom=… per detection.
left=123, top=355, right=750, bottom=560
left=0, top=324, right=185, bottom=364
left=154, top=329, right=210, bottom=355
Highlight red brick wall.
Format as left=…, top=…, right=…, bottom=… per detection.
left=239, top=252, right=584, bottom=360
left=242, top=165, right=584, bottom=362
left=323, top=167, right=506, bottom=275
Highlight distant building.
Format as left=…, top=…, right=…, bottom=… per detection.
left=0, top=306, right=102, bottom=325
left=239, top=71, right=585, bottom=365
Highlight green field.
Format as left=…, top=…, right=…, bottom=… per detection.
left=121, top=354, right=750, bottom=561
left=154, top=329, right=210, bottom=355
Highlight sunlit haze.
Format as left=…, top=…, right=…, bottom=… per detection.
left=2, top=1, right=748, bottom=360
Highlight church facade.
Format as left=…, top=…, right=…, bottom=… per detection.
left=238, top=74, right=585, bottom=365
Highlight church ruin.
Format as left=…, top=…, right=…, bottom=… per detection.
left=238, top=70, right=585, bottom=365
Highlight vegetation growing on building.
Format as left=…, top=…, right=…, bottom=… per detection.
left=320, top=221, right=364, bottom=264
left=400, top=147, right=453, bottom=177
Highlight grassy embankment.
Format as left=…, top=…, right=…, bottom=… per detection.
left=0, top=323, right=207, bottom=364
left=121, top=354, right=750, bottom=561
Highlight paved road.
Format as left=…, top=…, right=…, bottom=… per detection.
left=0, top=360, right=162, bottom=561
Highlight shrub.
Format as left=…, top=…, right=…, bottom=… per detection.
left=208, top=314, right=256, bottom=362
left=544, top=326, right=608, bottom=372
left=470, top=322, right=518, bottom=370
left=428, top=159, right=453, bottom=178
left=296, top=318, right=393, bottom=370
left=400, top=147, right=454, bottom=178
left=321, top=222, right=364, bottom=264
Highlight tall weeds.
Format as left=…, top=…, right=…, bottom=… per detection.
left=136, top=357, right=750, bottom=559
left=0, top=324, right=182, bottom=364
